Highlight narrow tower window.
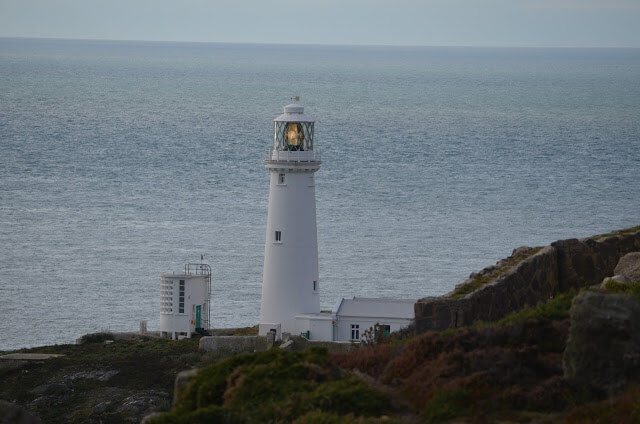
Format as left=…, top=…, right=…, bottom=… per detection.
left=313, top=280, right=318, bottom=292
left=179, top=280, right=185, bottom=314
left=278, top=173, right=285, bottom=184
left=275, top=231, right=281, bottom=242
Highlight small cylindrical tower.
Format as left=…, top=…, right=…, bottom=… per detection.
left=160, top=263, right=211, bottom=340
left=259, top=102, right=322, bottom=338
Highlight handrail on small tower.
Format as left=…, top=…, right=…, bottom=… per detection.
left=185, top=263, right=211, bottom=276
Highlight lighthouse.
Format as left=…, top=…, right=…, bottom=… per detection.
left=259, top=101, right=322, bottom=338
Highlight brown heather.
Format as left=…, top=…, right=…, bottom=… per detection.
left=333, top=319, right=573, bottom=418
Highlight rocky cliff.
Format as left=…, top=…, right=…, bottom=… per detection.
left=415, top=227, right=640, bottom=333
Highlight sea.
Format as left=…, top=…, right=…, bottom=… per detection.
left=1, top=38, right=639, bottom=351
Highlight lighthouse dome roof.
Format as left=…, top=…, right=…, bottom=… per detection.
left=274, top=103, right=314, bottom=123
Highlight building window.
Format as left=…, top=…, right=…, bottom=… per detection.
left=375, top=324, right=391, bottom=338
left=161, top=279, right=174, bottom=313
left=278, top=173, right=285, bottom=184
left=351, top=324, right=360, bottom=341
left=275, top=230, right=281, bottom=242
left=179, top=280, right=185, bottom=313
left=313, top=280, right=318, bottom=292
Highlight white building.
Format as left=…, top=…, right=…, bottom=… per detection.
left=259, top=102, right=415, bottom=342
left=294, top=297, right=415, bottom=342
left=259, top=102, right=321, bottom=339
left=160, top=263, right=211, bottom=340
left=331, top=297, right=416, bottom=342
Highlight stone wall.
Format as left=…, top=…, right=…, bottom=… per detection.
left=199, top=334, right=362, bottom=354
left=415, top=228, right=640, bottom=334
left=199, top=335, right=270, bottom=354
left=284, top=335, right=362, bottom=353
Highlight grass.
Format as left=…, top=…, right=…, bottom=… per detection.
left=597, top=225, right=640, bottom=238
left=601, top=279, right=640, bottom=298
left=421, top=388, right=472, bottom=423
left=1, top=336, right=212, bottom=423
left=232, top=326, right=259, bottom=336
left=452, top=246, right=543, bottom=299
left=564, top=384, right=640, bottom=424
left=472, top=288, right=578, bottom=328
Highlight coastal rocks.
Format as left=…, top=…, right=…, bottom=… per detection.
left=601, top=251, right=640, bottom=286
left=25, top=370, right=169, bottom=423
left=65, top=369, right=119, bottom=383
left=64, top=388, right=169, bottom=423
left=115, top=391, right=169, bottom=421
left=415, top=245, right=558, bottom=332
left=563, top=291, right=640, bottom=396
left=30, top=382, right=69, bottom=396
left=172, top=369, right=198, bottom=406
left=551, top=232, right=640, bottom=290
left=415, top=227, right=640, bottom=334
left=614, top=251, right=640, bottom=282
left=0, top=400, right=42, bottom=424
left=601, top=274, right=630, bottom=286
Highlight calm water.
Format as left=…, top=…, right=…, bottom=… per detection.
left=1, top=38, right=639, bottom=350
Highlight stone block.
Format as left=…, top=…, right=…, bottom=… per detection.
left=614, top=251, right=640, bottom=282
left=199, top=336, right=269, bottom=354
left=563, top=291, right=640, bottom=396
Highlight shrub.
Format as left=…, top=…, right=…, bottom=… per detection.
left=564, top=385, right=640, bottom=424
left=157, top=347, right=394, bottom=423
left=421, top=388, right=471, bottom=423
left=145, top=405, right=240, bottom=424
left=310, top=377, right=391, bottom=417
left=78, top=332, right=115, bottom=344
left=293, top=410, right=348, bottom=424
left=332, top=344, right=394, bottom=378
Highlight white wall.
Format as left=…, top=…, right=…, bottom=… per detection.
left=160, top=274, right=209, bottom=339
left=296, top=315, right=333, bottom=341
left=260, top=164, right=321, bottom=335
left=335, top=316, right=412, bottom=342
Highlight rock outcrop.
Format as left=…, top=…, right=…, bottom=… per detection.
left=0, top=400, right=42, bottom=424
left=415, top=227, right=640, bottom=333
left=563, top=291, right=640, bottom=396
left=613, top=251, right=640, bottom=282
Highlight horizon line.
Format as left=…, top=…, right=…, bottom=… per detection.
left=2, top=35, right=639, bottom=50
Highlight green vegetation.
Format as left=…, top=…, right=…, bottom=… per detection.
left=421, top=388, right=471, bottom=423
left=452, top=246, right=543, bottom=299
left=598, top=225, right=640, bottom=238
left=451, top=273, right=493, bottom=299
left=564, top=385, right=640, bottom=424
left=4, top=288, right=639, bottom=424
left=4, top=220, right=639, bottom=424
left=473, top=288, right=578, bottom=328
left=147, top=347, right=395, bottom=424
left=231, top=325, right=259, bottom=336
left=0, top=335, right=220, bottom=423
left=601, top=279, right=640, bottom=298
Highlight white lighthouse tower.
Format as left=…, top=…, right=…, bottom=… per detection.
left=259, top=101, right=322, bottom=338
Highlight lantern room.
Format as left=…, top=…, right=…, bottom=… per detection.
left=273, top=103, right=314, bottom=151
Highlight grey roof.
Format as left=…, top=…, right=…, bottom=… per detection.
left=334, top=297, right=415, bottom=320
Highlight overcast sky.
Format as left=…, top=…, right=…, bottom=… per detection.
left=1, top=0, right=639, bottom=47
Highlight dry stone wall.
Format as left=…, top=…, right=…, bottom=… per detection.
left=415, top=228, right=640, bottom=334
